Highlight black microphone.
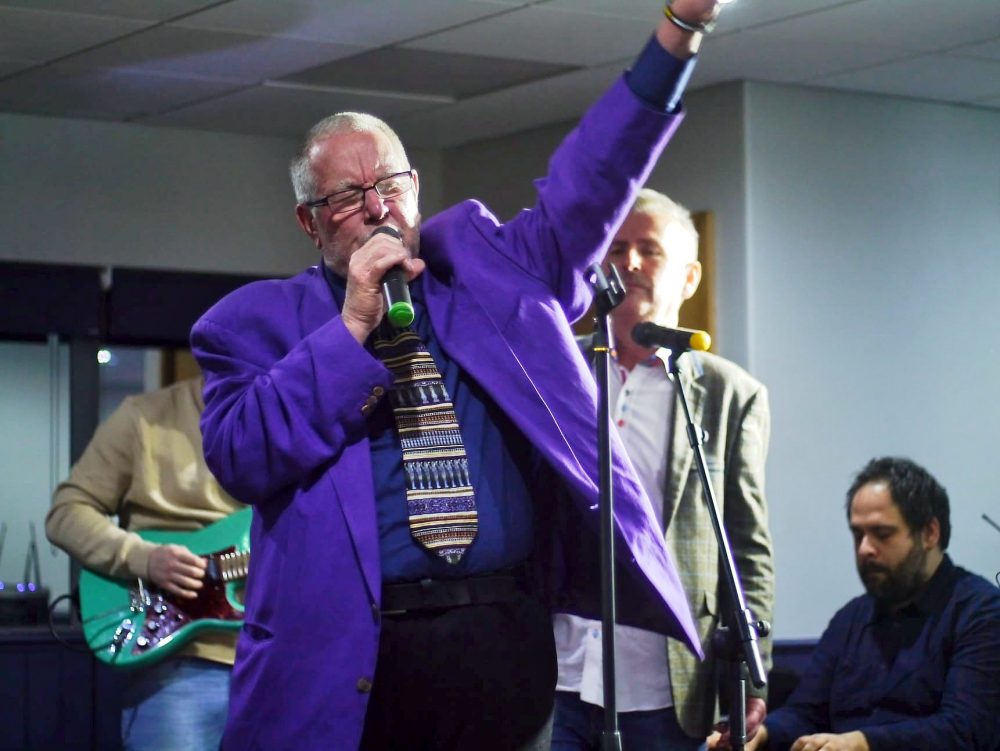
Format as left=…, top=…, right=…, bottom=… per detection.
left=632, top=322, right=711, bottom=352
left=372, top=226, right=414, bottom=327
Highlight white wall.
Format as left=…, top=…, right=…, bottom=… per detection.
left=0, top=114, right=446, bottom=275
left=0, top=113, right=307, bottom=275
left=745, top=83, right=1000, bottom=637
left=644, top=83, right=750, bottom=364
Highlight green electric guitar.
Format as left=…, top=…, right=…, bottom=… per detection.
left=78, top=508, right=252, bottom=669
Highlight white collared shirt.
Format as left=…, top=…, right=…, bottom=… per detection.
left=554, top=349, right=676, bottom=710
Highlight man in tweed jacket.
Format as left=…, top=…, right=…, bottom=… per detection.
left=552, top=189, right=774, bottom=749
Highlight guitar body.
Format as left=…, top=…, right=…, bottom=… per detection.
left=79, top=507, right=252, bottom=670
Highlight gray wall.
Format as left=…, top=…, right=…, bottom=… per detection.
left=0, top=113, right=445, bottom=275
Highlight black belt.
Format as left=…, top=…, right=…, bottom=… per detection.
left=381, top=571, right=525, bottom=615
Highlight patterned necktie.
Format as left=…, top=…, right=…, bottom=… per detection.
left=373, top=322, right=477, bottom=564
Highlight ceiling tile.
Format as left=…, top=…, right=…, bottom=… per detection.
left=947, top=36, right=1000, bottom=62
left=690, top=28, right=914, bottom=87
left=711, top=0, right=862, bottom=34
left=541, top=0, right=664, bottom=21
left=142, top=82, right=434, bottom=140
left=173, top=0, right=522, bottom=45
left=0, top=6, right=147, bottom=62
left=284, top=47, right=574, bottom=100
left=404, top=5, right=651, bottom=66
left=0, top=58, right=33, bottom=78
left=0, top=1, right=997, bottom=145
left=391, top=62, right=623, bottom=149
left=64, top=26, right=360, bottom=83
left=813, top=53, right=1000, bottom=104
left=0, top=65, right=243, bottom=120
left=0, top=0, right=220, bottom=21
left=740, top=0, right=1000, bottom=54
left=543, top=0, right=847, bottom=31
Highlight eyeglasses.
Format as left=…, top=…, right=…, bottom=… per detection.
left=304, top=170, right=415, bottom=216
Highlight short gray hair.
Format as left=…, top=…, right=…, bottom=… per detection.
left=631, top=188, right=699, bottom=258
left=289, top=112, right=409, bottom=204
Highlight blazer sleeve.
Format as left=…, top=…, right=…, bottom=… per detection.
left=472, top=77, right=684, bottom=324
left=192, top=288, right=393, bottom=504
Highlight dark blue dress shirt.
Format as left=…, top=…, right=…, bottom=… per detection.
left=765, top=556, right=1000, bottom=751
left=323, top=266, right=539, bottom=581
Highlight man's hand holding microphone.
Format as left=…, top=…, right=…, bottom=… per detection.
left=341, top=226, right=425, bottom=343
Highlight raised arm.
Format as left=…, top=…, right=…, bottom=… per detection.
left=477, top=0, right=727, bottom=321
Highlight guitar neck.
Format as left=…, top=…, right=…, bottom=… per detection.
left=205, top=549, right=249, bottom=583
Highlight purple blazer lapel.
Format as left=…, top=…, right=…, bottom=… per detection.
left=298, top=265, right=340, bottom=333
left=421, top=267, right=699, bottom=652
left=421, top=271, right=593, bottom=485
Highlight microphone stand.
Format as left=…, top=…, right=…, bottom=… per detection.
left=587, top=264, right=625, bottom=751
left=665, top=349, right=768, bottom=751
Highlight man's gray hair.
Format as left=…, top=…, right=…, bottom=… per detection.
left=631, top=188, right=699, bottom=257
left=289, top=112, right=409, bottom=204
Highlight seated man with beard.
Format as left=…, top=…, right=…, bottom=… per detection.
left=714, top=456, right=1000, bottom=751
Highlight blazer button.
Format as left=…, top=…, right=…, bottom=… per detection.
left=357, top=677, right=373, bottom=694
left=372, top=386, right=385, bottom=397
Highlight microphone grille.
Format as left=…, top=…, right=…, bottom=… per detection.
left=690, top=329, right=711, bottom=351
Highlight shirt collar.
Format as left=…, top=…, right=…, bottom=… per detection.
left=911, top=554, right=956, bottom=615
left=870, top=554, right=956, bottom=623
left=321, top=260, right=346, bottom=310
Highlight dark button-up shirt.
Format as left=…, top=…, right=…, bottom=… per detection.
left=323, top=266, right=538, bottom=581
left=765, top=555, right=1000, bottom=751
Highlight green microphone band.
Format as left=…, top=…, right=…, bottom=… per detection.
left=387, top=300, right=415, bottom=328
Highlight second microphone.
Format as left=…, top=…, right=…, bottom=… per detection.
left=632, top=321, right=711, bottom=352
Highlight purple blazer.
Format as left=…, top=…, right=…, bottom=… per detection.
left=192, top=76, right=700, bottom=750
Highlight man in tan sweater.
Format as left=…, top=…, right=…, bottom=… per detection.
left=46, top=375, right=244, bottom=751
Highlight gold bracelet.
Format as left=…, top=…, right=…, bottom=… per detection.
left=664, top=3, right=716, bottom=34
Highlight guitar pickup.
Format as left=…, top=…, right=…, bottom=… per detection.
left=110, top=619, right=134, bottom=654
